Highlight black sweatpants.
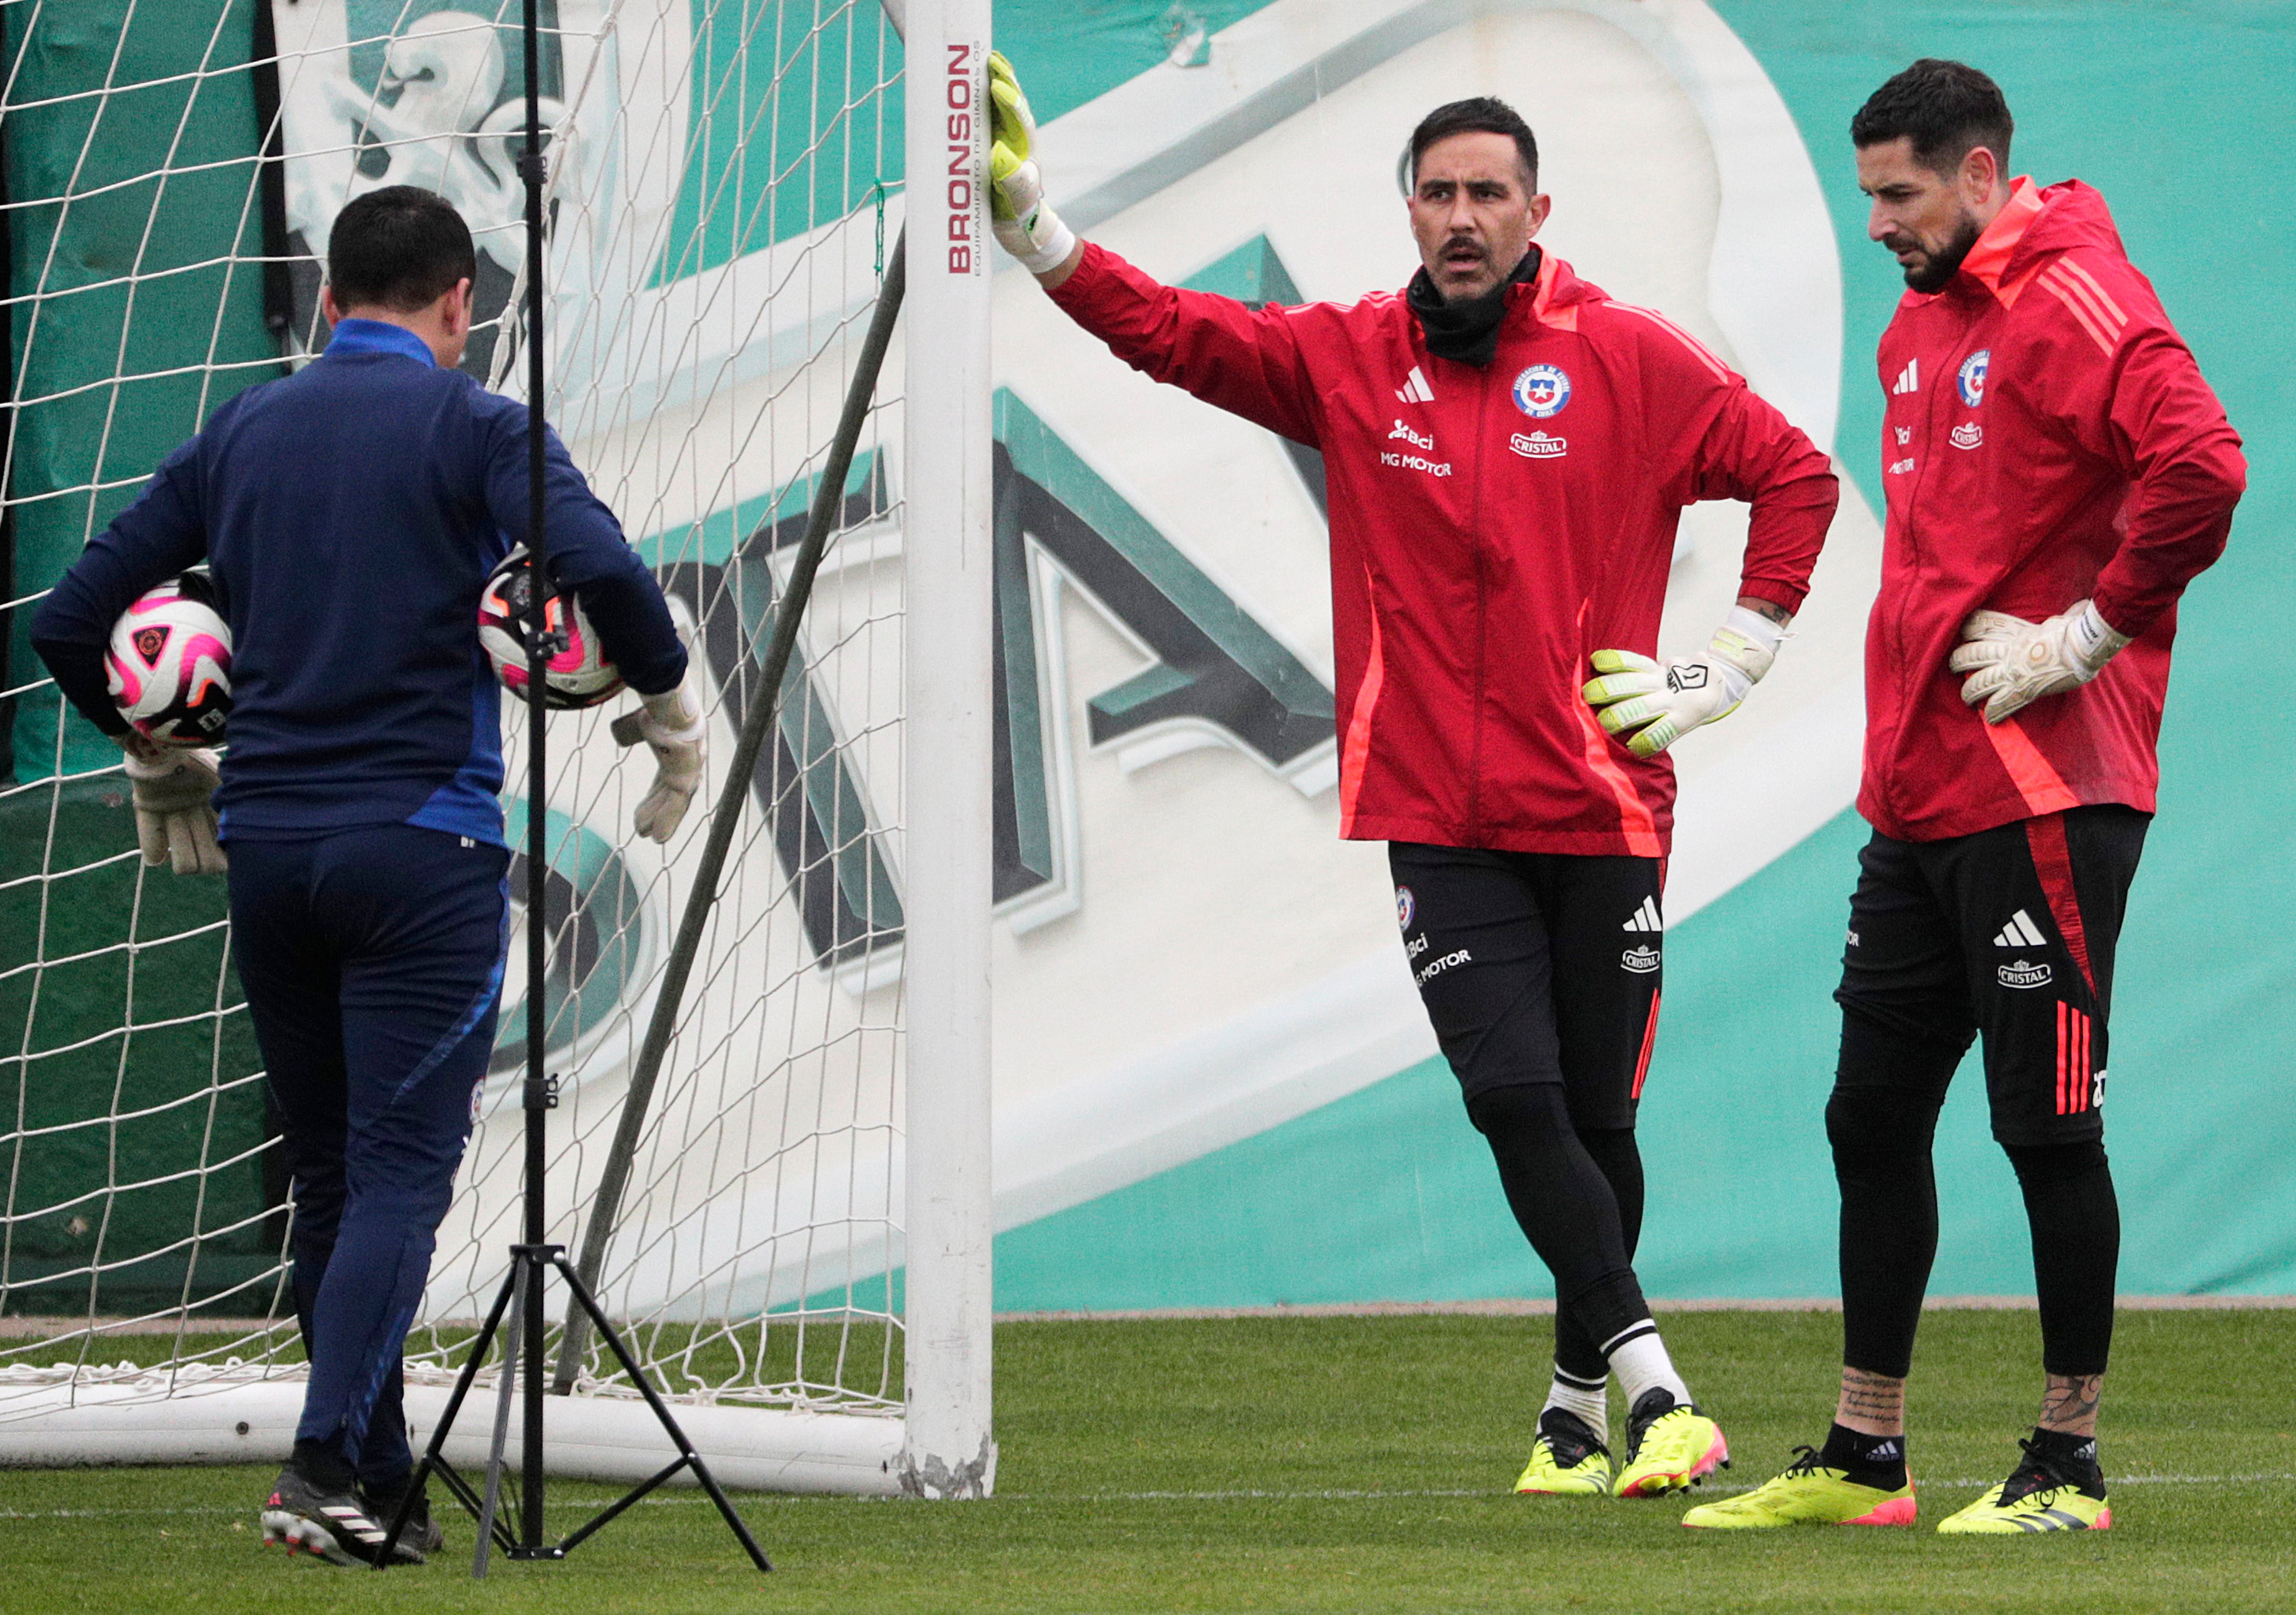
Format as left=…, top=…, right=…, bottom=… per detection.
left=1390, top=842, right=1665, bottom=1379
left=1829, top=806, right=2147, bottom=1380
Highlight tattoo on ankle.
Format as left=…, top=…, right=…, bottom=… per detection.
left=2039, top=1374, right=2104, bottom=1432
left=1839, top=1367, right=1906, bottom=1421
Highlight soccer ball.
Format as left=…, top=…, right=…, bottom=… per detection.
left=477, top=547, right=624, bottom=709
left=105, top=573, right=232, bottom=747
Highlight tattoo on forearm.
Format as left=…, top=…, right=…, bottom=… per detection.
left=1737, top=596, right=1793, bottom=627
left=2040, top=1374, right=2104, bottom=1430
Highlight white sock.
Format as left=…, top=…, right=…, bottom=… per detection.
left=1542, top=1366, right=1609, bottom=1439
left=1602, top=1319, right=1692, bottom=1410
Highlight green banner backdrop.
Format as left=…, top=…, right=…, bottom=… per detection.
left=995, top=0, right=2296, bottom=1307
left=4, top=2, right=2288, bottom=1315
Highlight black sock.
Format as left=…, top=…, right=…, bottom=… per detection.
left=1817, top=1422, right=1908, bottom=1488
left=2027, top=1426, right=2101, bottom=1479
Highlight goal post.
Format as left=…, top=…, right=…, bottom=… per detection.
left=894, top=0, right=996, bottom=1501
left=1, top=0, right=994, bottom=1500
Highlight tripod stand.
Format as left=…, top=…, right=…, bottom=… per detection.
left=370, top=0, right=767, bottom=1576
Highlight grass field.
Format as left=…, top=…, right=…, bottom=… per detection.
left=4, top=1309, right=2292, bottom=1613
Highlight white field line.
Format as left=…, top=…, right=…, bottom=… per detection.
left=6, top=1472, right=2294, bottom=1520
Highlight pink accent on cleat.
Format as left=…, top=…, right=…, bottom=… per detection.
left=2093, top=1507, right=2112, bottom=1530
left=1846, top=1492, right=1919, bottom=1526
left=1616, top=1428, right=1729, bottom=1496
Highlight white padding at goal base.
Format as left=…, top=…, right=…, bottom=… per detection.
left=0, top=1368, right=904, bottom=1495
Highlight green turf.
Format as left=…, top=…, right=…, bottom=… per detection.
left=3, top=1310, right=2291, bottom=1612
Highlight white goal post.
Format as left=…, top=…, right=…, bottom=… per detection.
left=1, top=0, right=993, bottom=1499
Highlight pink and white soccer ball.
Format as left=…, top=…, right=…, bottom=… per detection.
left=105, top=573, right=232, bottom=747
left=477, top=547, right=624, bottom=709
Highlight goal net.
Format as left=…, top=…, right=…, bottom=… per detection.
left=1, top=0, right=989, bottom=1497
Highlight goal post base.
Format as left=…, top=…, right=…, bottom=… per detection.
left=0, top=1369, right=903, bottom=1495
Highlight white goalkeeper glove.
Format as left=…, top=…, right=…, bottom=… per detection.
left=1948, top=599, right=2130, bottom=725
left=117, top=734, right=227, bottom=875
left=611, top=674, right=706, bottom=844
left=987, top=51, right=1076, bottom=274
left=1582, top=606, right=1786, bottom=759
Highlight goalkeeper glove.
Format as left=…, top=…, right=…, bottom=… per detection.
left=1582, top=606, right=1786, bottom=759
left=611, top=674, right=706, bottom=844
left=117, top=735, right=227, bottom=875
left=987, top=51, right=1076, bottom=274
left=1948, top=599, right=2130, bottom=724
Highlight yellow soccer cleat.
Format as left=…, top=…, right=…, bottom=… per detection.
left=1936, top=1438, right=2110, bottom=1535
left=1681, top=1447, right=1917, bottom=1529
left=1512, top=1410, right=1613, bottom=1497
left=1612, top=1389, right=1729, bottom=1498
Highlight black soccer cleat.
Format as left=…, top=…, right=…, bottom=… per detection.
left=259, top=1465, right=398, bottom=1566
left=363, top=1477, right=444, bottom=1565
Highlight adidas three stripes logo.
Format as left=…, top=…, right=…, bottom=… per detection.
left=1994, top=909, right=2048, bottom=948
left=1621, top=896, right=1662, bottom=933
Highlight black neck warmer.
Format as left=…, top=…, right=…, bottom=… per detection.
left=1405, top=247, right=1541, bottom=368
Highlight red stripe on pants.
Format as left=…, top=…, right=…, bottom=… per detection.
left=2078, top=1009, right=2092, bottom=1112
left=2066, top=1006, right=2084, bottom=1116
left=1631, top=992, right=1661, bottom=1101
left=2024, top=813, right=2097, bottom=996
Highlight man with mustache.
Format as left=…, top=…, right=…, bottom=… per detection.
left=985, top=58, right=1839, bottom=1499
left=1687, top=59, right=2244, bottom=1535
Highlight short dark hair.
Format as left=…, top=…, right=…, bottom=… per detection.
left=327, top=186, right=477, bottom=313
left=1851, top=59, right=2013, bottom=177
left=1408, top=96, right=1539, bottom=193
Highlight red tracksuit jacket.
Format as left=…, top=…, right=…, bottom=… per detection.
left=1049, top=243, right=1838, bottom=857
left=1864, top=178, right=2245, bottom=842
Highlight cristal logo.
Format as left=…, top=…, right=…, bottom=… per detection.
left=1621, top=945, right=1660, bottom=974
left=1509, top=431, right=1566, bottom=459
left=1997, top=959, right=2053, bottom=989
left=1388, top=418, right=1434, bottom=451
left=1512, top=363, right=1571, bottom=418
left=1950, top=422, right=1983, bottom=451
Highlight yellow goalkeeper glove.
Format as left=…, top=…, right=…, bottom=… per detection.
left=987, top=51, right=1076, bottom=274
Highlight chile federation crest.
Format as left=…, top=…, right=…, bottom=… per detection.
left=1957, top=348, right=1989, bottom=407
left=1512, top=364, right=1572, bottom=419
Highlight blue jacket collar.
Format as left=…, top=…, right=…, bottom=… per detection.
left=323, top=318, right=438, bottom=367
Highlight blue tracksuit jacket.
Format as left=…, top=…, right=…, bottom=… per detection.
left=29, top=319, right=686, bottom=846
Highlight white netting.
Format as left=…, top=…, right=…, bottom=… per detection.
left=3, top=0, right=916, bottom=1471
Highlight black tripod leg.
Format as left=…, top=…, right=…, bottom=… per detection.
left=473, top=1255, right=533, bottom=1578
left=554, top=1255, right=771, bottom=1571
left=373, top=1262, right=520, bottom=1570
